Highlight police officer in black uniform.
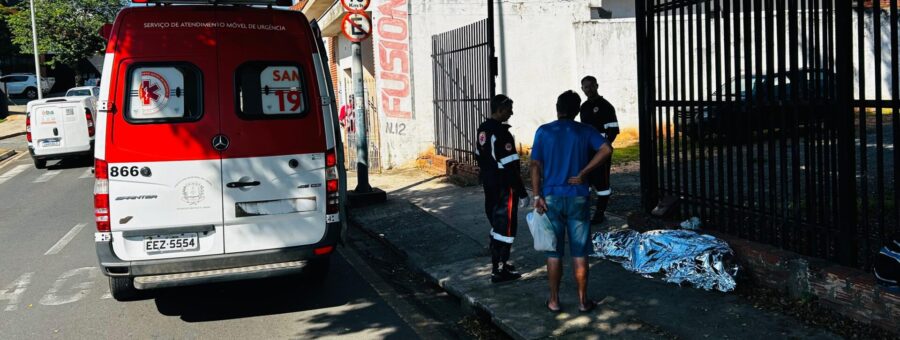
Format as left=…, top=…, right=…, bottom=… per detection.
left=579, top=76, right=619, bottom=224
left=476, top=94, right=529, bottom=283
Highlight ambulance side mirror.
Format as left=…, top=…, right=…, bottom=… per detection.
left=99, top=23, right=113, bottom=41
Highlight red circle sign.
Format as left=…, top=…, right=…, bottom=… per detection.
left=341, top=12, right=372, bottom=43
left=340, top=0, right=370, bottom=12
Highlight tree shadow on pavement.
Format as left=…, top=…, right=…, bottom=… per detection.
left=151, top=253, right=413, bottom=338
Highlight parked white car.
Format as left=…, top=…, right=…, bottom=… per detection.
left=66, top=86, right=100, bottom=99
left=0, top=73, right=55, bottom=99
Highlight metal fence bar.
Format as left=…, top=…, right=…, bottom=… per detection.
left=637, top=0, right=900, bottom=268
left=431, top=19, right=493, bottom=168
left=892, top=0, right=900, bottom=236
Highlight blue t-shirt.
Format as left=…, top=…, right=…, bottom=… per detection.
left=530, top=119, right=607, bottom=197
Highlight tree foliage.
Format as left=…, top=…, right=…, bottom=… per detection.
left=0, top=4, right=19, bottom=56
left=5, top=0, right=125, bottom=68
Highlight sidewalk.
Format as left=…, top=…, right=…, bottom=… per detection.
left=0, top=110, right=25, bottom=163
left=0, top=108, right=26, bottom=140
left=347, top=168, right=840, bottom=339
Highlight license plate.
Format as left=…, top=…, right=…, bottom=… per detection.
left=144, top=233, right=199, bottom=254
left=40, top=139, right=60, bottom=147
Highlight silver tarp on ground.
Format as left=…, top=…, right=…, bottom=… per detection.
left=591, top=229, right=739, bottom=292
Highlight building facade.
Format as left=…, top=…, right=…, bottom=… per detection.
left=297, top=0, right=640, bottom=169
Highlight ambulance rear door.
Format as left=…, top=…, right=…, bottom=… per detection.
left=216, top=8, right=328, bottom=254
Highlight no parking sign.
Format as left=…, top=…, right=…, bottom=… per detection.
left=341, top=12, right=372, bottom=43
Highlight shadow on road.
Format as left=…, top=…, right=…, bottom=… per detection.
left=147, top=253, right=410, bottom=338
left=146, top=254, right=412, bottom=338
left=152, top=275, right=342, bottom=322
left=46, top=157, right=93, bottom=170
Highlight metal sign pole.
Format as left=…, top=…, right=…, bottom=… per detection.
left=352, top=41, right=372, bottom=193
left=342, top=1, right=385, bottom=205
left=29, top=0, right=42, bottom=100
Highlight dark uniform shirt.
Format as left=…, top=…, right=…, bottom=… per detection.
left=475, top=119, right=526, bottom=196
left=579, top=96, right=619, bottom=143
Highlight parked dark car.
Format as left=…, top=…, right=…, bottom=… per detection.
left=676, top=69, right=836, bottom=143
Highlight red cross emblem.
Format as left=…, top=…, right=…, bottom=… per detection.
left=140, top=80, right=160, bottom=105
left=136, top=71, right=170, bottom=115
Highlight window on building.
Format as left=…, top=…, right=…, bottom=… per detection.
left=591, top=7, right=612, bottom=19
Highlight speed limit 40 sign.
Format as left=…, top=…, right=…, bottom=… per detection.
left=340, top=0, right=370, bottom=12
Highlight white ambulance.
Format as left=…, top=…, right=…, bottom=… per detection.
left=94, top=0, right=347, bottom=300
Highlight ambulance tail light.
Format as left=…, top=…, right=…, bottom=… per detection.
left=325, top=148, right=339, bottom=214
left=94, top=159, right=111, bottom=232
left=85, top=108, right=95, bottom=137
left=25, top=114, right=32, bottom=143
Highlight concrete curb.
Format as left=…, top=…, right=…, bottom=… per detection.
left=347, top=215, right=527, bottom=339
left=347, top=215, right=547, bottom=340
left=0, top=149, right=16, bottom=163
left=0, top=132, right=25, bottom=141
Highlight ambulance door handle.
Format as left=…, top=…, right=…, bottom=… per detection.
left=227, top=181, right=260, bottom=188
left=52, top=128, right=58, bottom=136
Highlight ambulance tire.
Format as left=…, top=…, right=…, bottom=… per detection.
left=33, top=158, right=46, bottom=169
left=305, top=256, right=331, bottom=286
left=109, top=277, right=139, bottom=301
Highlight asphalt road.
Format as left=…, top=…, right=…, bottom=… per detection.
left=0, top=136, right=418, bottom=339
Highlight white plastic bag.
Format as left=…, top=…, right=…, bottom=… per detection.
left=527, top=211, right=557, bottom=252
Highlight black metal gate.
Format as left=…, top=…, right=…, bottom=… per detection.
left=637, top=0, right=899, bottom=268
left=432, top=17, right=496, bottom=167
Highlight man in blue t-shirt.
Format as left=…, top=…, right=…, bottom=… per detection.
left=530, top=90, right=612, bottom=313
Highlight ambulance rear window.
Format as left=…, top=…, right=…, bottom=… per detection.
left=125, top=63, right=202, bottom=123
left=235, top=63, right=307, bottom=119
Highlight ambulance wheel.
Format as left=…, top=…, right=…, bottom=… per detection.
left=24, top=87, right=37, bottom=100
left=33, top=158, right=46, bottom=169
left=109, top=277, right=138, bottom=301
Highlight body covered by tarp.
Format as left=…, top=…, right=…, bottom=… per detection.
left=591, top=229, right=739, bottom=292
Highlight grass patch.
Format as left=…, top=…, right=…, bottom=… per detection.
left=0, top=118, right=5, bottom=124
left=613, top=143, right=640, bottom=165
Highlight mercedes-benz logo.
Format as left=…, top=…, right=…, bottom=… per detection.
left=212, top=135, right=230, bottom=151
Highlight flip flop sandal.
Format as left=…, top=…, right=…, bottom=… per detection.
left=578, top=300, right=597, bottom=313
left=546, top=300, right=562, bottom=313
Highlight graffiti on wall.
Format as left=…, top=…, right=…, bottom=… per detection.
left=374, top=0, right=412, bottom=119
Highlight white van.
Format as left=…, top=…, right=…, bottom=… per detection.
left=26, top=96, right=96, bottom=169
left=65, top=86, right=101, bottom=99
left=94, top=0, right=348, bottom=300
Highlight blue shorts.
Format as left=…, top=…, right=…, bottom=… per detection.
left=544, top=195, right=592, bottom=258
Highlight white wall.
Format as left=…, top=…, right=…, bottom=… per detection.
left=855, top=10, right=898, bottom=101
left=490, top=1, right=588, bottom=143
left=574, top=18, right=639, bottom=135
left=374, top=0, right=593, bottom=168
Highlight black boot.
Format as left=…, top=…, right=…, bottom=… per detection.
left=491, top=266, right=522, bottom=283
left=591, top=197, right=608, bottom=225
left=491, top=242, right=520, bottom=283
left=590, top=211, right=606, bottom=225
